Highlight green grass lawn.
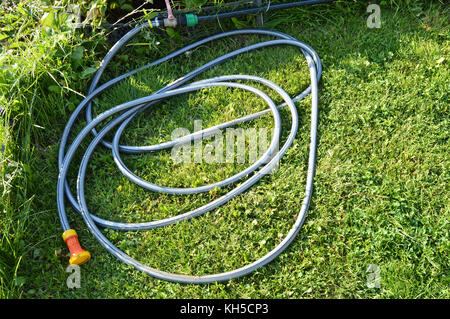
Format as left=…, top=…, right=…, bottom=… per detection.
left=1, top=1, right=449, bottom=298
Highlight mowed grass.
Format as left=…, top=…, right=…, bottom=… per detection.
left=19, top=4, right=448, bottom=298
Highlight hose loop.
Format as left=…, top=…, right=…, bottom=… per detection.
left=57, top=27, right=321, bottom=283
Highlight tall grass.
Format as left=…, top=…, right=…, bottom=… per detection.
left=0, top=0, right=107, bottom=297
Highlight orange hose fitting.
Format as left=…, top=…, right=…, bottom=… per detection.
left=62, top=229, right=91, bottom=265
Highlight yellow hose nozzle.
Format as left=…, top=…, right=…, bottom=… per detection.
left=62, top=229, right=91, bottom=265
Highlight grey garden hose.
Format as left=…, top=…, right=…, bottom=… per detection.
left=57, top=26, right=322, bottom=283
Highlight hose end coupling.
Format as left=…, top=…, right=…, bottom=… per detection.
left=62, top=229, right=91, bottom=265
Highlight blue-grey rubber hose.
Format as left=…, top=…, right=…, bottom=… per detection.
left=57, top=25, right=321, bottom=283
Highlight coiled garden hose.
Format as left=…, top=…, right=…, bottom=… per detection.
left=57, top=26, right=322, bottom=283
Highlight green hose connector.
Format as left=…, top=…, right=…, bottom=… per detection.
left=185, top=14, right=198, bottom=27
